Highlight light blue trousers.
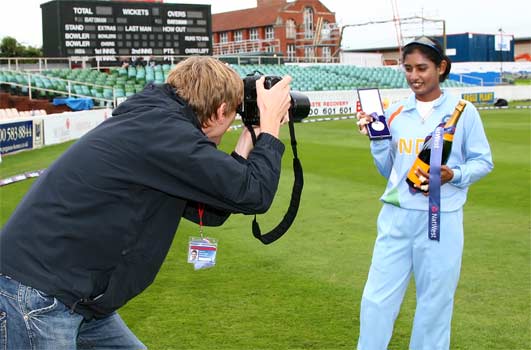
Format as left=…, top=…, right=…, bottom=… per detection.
left=358, top=203, right=464, bottom=350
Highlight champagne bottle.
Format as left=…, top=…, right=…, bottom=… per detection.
left=406, top=100, right=467, bottom=192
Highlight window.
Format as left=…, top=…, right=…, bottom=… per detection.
left=304, top=46, right=314, bottom=61
left=287, top=44, right=295, bottom=61
left=321, top=21, right=331, bottom=40
left=265, top=26, right=274, bottom=40
left=220, top=32, right=228, bottom=43
left=303, top=7, right=314, bottom=39
left=250, top=28, right=259, bottom=41
left=286, top=19, right=296, bottom=39
left=234, top=30, right=243, bottom=42
left=322, top=47, right=331, bottom=62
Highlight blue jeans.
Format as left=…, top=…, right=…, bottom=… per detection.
left=0, top=274, right=146, bottom=350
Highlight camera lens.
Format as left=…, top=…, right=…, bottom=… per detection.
left=240, top=73, right=310, bottom=126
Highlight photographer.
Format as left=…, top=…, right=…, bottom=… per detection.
left=0, top=56, right=292, bottom=349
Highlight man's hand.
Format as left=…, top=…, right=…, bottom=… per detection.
left=234, top=126, right=261, bottom=159
left=256, top=75, right=292, bottom=138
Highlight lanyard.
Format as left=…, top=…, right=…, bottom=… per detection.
left=197, top=203, right=204, bottom=238
left=428, top=126, right=443, bottom=241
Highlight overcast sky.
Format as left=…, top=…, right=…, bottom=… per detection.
left=0, top=0, right=528, bottom=49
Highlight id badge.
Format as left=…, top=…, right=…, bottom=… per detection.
left=188, top=236, right=218, bottom=270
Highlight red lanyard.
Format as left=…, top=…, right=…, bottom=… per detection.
left=197, top=203, right=204, bottom=237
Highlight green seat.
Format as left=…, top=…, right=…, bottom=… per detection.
left=103, top=88, right=113, bottom=99
left=114, top=88, right=125, bottom=98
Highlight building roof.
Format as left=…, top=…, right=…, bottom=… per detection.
left=213, top=4, right=285, bottom=32
left=212, top=0, right=336, bottom=33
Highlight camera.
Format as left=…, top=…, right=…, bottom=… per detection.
left=238, top=72, right=311, bottom=126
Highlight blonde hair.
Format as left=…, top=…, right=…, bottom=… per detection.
left=166, top=56, right=243, bottom=126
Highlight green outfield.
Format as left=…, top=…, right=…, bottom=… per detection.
left=0, top=108, right=530, bottom=349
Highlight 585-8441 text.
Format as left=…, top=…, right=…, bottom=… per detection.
left=0, top=125, right=32, bottom=143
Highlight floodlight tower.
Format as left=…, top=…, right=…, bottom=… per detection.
left=391, top=0, right=404, bottom=59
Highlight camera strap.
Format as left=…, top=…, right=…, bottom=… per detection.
left=247, top=116, right=303, bottom=245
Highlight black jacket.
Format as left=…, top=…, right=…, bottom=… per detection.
left=0, top=83, right=285, bottom=319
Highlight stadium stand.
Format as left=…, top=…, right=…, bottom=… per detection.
left=230, top=64, right=473, bottom=91
left=0, top=91, right=71, bottom=115
left=0, top=63, right=478, bottom=108
left=0, top=108, right=46, bottom=120
left=39, top=63, right=469, bottom=96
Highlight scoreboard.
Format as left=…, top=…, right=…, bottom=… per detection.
left=41, top=0, right=212, bottom=60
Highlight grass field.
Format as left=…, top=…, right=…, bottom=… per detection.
left=0, top=108, right=530, bottom=349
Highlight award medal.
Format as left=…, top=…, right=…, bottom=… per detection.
left=371, top=120, right=385, bottom=131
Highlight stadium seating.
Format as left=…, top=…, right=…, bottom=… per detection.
left=1, top=63, right=475, bottom=106
left=0, top=108, right=46, bottom=120
left=231, top=64, right=472, bottom=91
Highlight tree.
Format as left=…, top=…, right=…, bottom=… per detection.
left=24, top=46, right=42, bottom=58
left=0, top=36, right=24, bottom=57
left=0, top=36, right=41, bottom=57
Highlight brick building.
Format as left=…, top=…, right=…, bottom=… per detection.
left=212, top=0, right=340, bottom=62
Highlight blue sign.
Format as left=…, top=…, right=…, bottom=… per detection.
left=0, top=120, right=34, bottom=154
left=461, top=92, right=495, bottom=104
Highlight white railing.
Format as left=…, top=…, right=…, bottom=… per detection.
left=454, top=73, right=484, bottom=86
left=0, top=69, right=114, bottom=107
left=0, top=54, right=344, bottom=71
left=0, top=57, right=78, bottom=71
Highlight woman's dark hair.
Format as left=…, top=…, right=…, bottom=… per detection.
left=402, top=36, right=452, bottom=82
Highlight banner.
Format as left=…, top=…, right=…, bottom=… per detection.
left=43, top=109, right=112, bottom=146
left=0, top=120, right=34, bottom=154
left=304, top=90, right=357, bottom=117
left=461, top=92, right=495, bottom=104
left=494, top=34, right=512, bottom=52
